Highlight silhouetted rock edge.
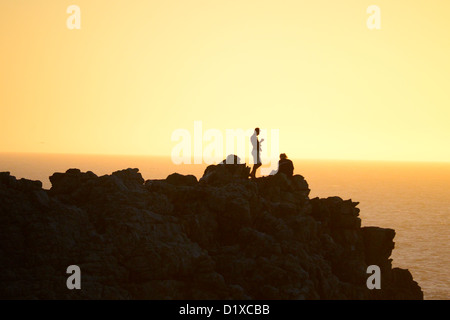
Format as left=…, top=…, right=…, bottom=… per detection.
left=0, top=164, right=423, bottom=300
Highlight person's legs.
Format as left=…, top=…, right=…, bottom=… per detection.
left=250, top=163, right=262, bottom=179
left=250, top=150, right=258, bottom=178
left=250, top=165, right=256, bottom=178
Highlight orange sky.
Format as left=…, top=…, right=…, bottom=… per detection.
left=1, top=0, right=449, bottom=162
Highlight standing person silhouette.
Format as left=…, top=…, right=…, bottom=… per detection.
left=250, top=128, right=263, bottom=179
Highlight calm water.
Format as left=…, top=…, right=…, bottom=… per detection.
left=1, top=152, right=449, bottom=300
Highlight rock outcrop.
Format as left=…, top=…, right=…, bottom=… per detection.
left=0, top=162, right=423, bottom=299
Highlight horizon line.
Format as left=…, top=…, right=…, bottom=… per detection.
left=1, top=151, right=450, bottom=165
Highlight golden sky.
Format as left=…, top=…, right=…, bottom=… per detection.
left=1, top=0, right=449, bottom=162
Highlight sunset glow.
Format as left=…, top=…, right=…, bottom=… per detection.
left=1, top=0, right=449, bottom=162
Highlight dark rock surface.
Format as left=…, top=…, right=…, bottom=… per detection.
left=0, top=163, right=423, bottom=299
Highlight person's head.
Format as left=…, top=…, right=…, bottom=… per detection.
left=280, top=153, right=287, bottom=160
left=255, top=128, right=260, bottom=135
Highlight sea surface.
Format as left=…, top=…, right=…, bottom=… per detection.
left=1, top=152, right=449, bottom=300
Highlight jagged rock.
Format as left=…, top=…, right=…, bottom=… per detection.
left=388, top=268, right=423, bottom=300
left=49, top=169, right=98, bottom=195
left=200, top=163, right=250, bottom=186
left=166, top=173, right=198, bottom=186
left=0, top=166, right=423, bottom=300
left=362, top=226, right=396, bottom=272
left=0, top=172, right=42, bottom=191
left=222, top=154, right=242, bottom=164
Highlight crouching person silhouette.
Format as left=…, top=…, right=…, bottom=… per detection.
left=276, top=153, right=294, bottom=177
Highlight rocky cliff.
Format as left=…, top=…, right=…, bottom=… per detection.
left=0, top=162, right=423, bottom=299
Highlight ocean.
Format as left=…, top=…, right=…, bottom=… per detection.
left=1, top=152, right=449, bottom=300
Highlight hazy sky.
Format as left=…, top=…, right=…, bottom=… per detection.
left=1, top=0, right=449, bottom=162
